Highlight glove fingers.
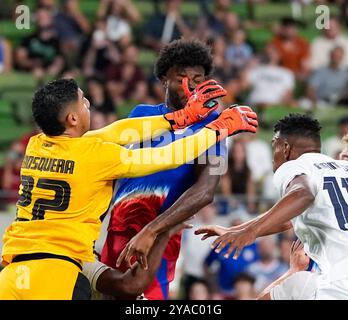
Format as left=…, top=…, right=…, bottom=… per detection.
left=246, top=118, right=258, bottom=127
left=246, top=125, right=257, bottom=133
left=194, top=79, right=218, bottom=92
left=182, top=77, right=192, bottom=99
left=245, top=111, right=258, bottom=120
left=237, top=106, right=253, bottom=112
left=201, top=87, right=227, bottom=101
left=198, top=84, right=225, bottom=94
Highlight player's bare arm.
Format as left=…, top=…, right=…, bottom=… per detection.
left=87, top=221, right=192, bottom=299
left=116, top=158, right=223, bottom=269
left=257, top=239, right=310, bottom=300
left=195, top=213, right=292, bottom=240
left=206, top=174, right=314, bottom=259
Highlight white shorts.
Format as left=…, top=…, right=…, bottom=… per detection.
left=270, top=271, right=348, bottom=300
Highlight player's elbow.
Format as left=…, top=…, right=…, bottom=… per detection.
left=202, top=188, right=215, bottom=206
left=293, top=187, right=315, bottom=206
left=118, top=278, right=146, bottom=299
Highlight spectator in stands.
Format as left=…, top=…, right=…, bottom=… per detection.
left=1, top=129, right=39, bottom=204
left=53, top=0, right=91, bottom=62
left=246, top=235, right=288, bottom=293
left=82, top=18, right=120, bottom=79
left=310, top=16, right=348, bottom=69
left=86, top=77, right=117, bottom=124
left=209, top=33, right=242, bottom=107
left=143, top=0, right=192, bottom=51
left=0, top=36, right=12, bottom=73
left=339, top=133, right=348, bottom=161
left=105, top=44, right=147, bottom=106
left=225, top=28, right=253, bottom=76
left=231, top=272, right=257, bottom=300
left=236, top=132, right=276, bottom=211
left=223, top=12, right=241, bottom=42
left=97, top=0, right=141, bottom=48
left=37, top=0, right=57, bottom=11
left=1, top=141, right=23, bottom=204
left=306, top=46, right=348, bottom=108
left=269, top=17, right=310, bottom=79
left=221, top=139, right=256, bottom=214
left=15, top=7, right=64, bottom=79
left=241, top=45, right=296, bottom=124
left=90, top=110, right=108, bottom=130
left=204, top=218, right=259, bottom=297
left=278, top=230, right=296, bottom=266
left=180, top=203, right=217, bottom=300
left=187, top=279, right=212, bottom=300
left=198, top=0, right=232, bottom=37
left=342, top=0, right=348, bottom=26
left=322, top=116, right=348, bottom=159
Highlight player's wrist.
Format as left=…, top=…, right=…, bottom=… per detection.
left=145, top=224, right=160, bottom=237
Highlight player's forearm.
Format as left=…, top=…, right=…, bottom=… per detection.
left=124, top=128, right=217, bottom=177
left=146, top=172, right=219, bottom=235
left=252, top=188, right=314, bottom=238
left=98, top=232, right=170, bottom=298
left=85, top=115, right=171, bottom=145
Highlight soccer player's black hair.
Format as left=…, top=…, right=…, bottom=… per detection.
left=338, top=115, right=348, bottom=126
left=274, top=113, right=322, bottom=142
left=32, top=79, right=79, bottom=136
left=154, top=39, right=213, bottom=79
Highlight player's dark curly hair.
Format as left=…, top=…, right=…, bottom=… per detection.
left=274, top=113, right=322, bottom=142
left=154, top=39, right=213, bottom=79
left=32, top=79, right=79, bottom=136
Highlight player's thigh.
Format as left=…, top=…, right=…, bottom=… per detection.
left=271, top=271, right=319, bottom=300
left=0, top=259, right=91, bottom=300
left=0, top=263, right=21, bottom=299
left=316, top=278, right=348, bottom=300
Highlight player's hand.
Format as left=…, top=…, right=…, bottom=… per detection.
left=116, top=228, right=157, bottom=270
left=289, top=239, right=310, bottom=272
left=211, top=226, right=257, bottom=260
left=164, top=77, right=227, bottom=130
left=205, top=105, right=258, bottom=141
left=194, top=225, right=229, bottom=240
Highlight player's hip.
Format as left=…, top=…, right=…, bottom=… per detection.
left=0, top=253, right=91, bottom=300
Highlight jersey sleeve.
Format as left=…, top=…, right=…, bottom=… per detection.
left=97, top=128, right=218, bottom=180
left=273, top=159, right=317, bottom=197
left=82, top=259, right=111, bottom=292
left=84, top=114, right=171, bottom=146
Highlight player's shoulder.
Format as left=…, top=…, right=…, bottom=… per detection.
left=279, top=153, right=331, bottom=171
left=129, top=103, right=168, bottom=118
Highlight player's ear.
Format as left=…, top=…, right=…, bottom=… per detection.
left=66, top=111, right=78, bottom=127
left=283, top=140, right=291, bottom=160
left=160, top=76, right=168, bottom=89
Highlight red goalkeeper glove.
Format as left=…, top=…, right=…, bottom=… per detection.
left=205, top=105, right=258, bottom=141
left=164, top=77, right=227, bottom=130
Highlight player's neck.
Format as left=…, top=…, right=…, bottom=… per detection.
left=61, top=128, right=83, bottom=138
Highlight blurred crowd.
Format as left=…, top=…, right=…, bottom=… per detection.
left=0, top=0, right=348, bottom=299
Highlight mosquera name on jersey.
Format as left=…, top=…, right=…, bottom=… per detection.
left=1, top=116, right=218, bottom=265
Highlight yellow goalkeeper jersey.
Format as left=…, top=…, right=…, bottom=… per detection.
left=1, top=116, right=217, bottom=264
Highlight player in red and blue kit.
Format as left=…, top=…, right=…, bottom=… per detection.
left=101, top=39, right=257, bottom=299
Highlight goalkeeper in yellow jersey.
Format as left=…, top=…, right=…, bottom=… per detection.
left=0, top=78, right=257, bottom=299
